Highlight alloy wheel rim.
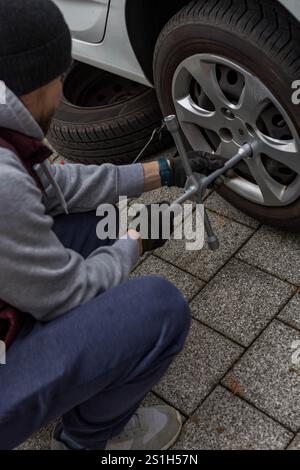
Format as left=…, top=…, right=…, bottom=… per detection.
left=172, top=54, right=300, bottom=206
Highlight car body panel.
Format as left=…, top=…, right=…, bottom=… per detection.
left=56, top=0, right=300, bottom=87
left=53, top=0, right=110, bottom=43
left=279, top=0, right=300, bottom=21
left=74, top=0, right=150, bottom=85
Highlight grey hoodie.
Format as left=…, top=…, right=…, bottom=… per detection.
left=0, top=83, right=144, bottom=321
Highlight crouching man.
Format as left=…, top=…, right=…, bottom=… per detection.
left=0, top=0, right=223, bottom=450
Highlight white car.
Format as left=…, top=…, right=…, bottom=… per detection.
left=50, top=0, right=300, bottom=231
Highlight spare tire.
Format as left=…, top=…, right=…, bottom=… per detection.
left=48, top=61, right=170, bottom=165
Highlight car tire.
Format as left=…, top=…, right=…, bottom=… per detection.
left=153, top=0, right=300, bottom=231
left=48, top=62, right=171, bottom=165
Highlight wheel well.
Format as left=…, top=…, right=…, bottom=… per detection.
left=125, top=0, right=190, bottom=83
left=125, top=0, right=299, bottom=84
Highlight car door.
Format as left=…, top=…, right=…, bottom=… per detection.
left=53, top=0, right=110, bottom=43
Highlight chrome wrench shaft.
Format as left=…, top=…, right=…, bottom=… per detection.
left=164, top=115, right=252, bottom=251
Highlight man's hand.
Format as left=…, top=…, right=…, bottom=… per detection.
left=130, top=202, right=174, bottom=254
left=127, top=229, right=144, bottom=256
left=169, top=151, right=225, bottom=188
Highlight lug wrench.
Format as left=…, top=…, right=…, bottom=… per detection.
left=164, top=115, right=253, bottom=251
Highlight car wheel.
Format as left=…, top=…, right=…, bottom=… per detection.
left=154, top=0, right=300, bottom=231
left=48, top=61, right=170, bottom=165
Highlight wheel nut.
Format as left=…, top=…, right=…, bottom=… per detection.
left=222, top=108, right=235, bottom=119
left=220, top=128, right=233, bottom=142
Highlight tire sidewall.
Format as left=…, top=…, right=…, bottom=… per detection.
left=53, top=87, right=158, bottom=125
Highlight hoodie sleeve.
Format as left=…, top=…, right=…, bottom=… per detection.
left=0, top=151, right=140, bottom=322
left=37, top=160, right=145, bottom=215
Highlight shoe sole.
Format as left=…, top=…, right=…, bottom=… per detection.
left=161, top=410, right=182, bottom=450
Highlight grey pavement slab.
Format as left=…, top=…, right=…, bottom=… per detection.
left=173, top=386, right=293, bottom=450
left=132, top=255, right=205, bottom=301
left=288, top=433, right=300, bottom=450
left=141, top=392, right=168, bottom=408
left=237, top=226, right=300, bottom=286
left=131, top=185, right=211, bottom=206
left=142, top=392, right=187, bottom=423
left=131, top=186, right=185, bottom=206
left=154, top=320, right=243, bottom=415
left=16, top=422, right=56, bottom=450
left=205, top=192, right=260, bottom=229
left=223, top=320, right=300, bottom=431
left=190, top=259, right=295, bottom=346
left=278, top=293, right=300, bottom=332
left=156, top=211, right=254, bottom=282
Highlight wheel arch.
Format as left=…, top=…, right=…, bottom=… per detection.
left=125, top=0, right=190, bottom=84
left=125, top=0, right=300, bottom=85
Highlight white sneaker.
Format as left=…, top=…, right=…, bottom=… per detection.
left=51, top=406, right=182, bottom=451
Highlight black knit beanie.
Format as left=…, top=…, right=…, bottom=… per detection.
left=0, top=0, right=72, bottom=96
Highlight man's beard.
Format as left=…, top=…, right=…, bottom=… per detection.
left=37, top=110, right=55, bottom=135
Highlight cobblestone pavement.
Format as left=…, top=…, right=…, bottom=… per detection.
left=18, top=173, right=300, bottom=450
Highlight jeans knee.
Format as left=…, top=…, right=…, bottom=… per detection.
left=140, top=275, right=191, bottom=339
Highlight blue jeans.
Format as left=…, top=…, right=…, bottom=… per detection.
left=0, top=212, right=191, bottom=449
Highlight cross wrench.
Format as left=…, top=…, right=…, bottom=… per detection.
left=164, top=115, right=253, bottom=251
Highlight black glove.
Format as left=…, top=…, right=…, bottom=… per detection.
left=169, top=151, right=225, bottom=188
left=130, top=202, right=174, bottom=254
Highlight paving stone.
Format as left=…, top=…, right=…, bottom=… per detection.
left=278, top=293, right=300, bottom=332
left=132, top=256, right=205, bottom=301
left=130, top=181, right=211, bottom=207
left=173, top=386, right=292, bottom=450
left=205, top=192, right=260, bottom=229
left=223, top=320, right=300, bottom=431
left=288, top=433, right=300, bottom=450
left=237, top=226, right=300, bottom=286
left=131, top=186, right=185, bottom=206
left=142, top=392, right=187, bottom=424
left=190, top=259, right=295, bottom=346
left=141, top=392, right=168, bottom=408
left=154, top=320, right=243, bottom=415
left=16, top=422, right=56, bottom=450
left=156, top=211, right=254, bottom=282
